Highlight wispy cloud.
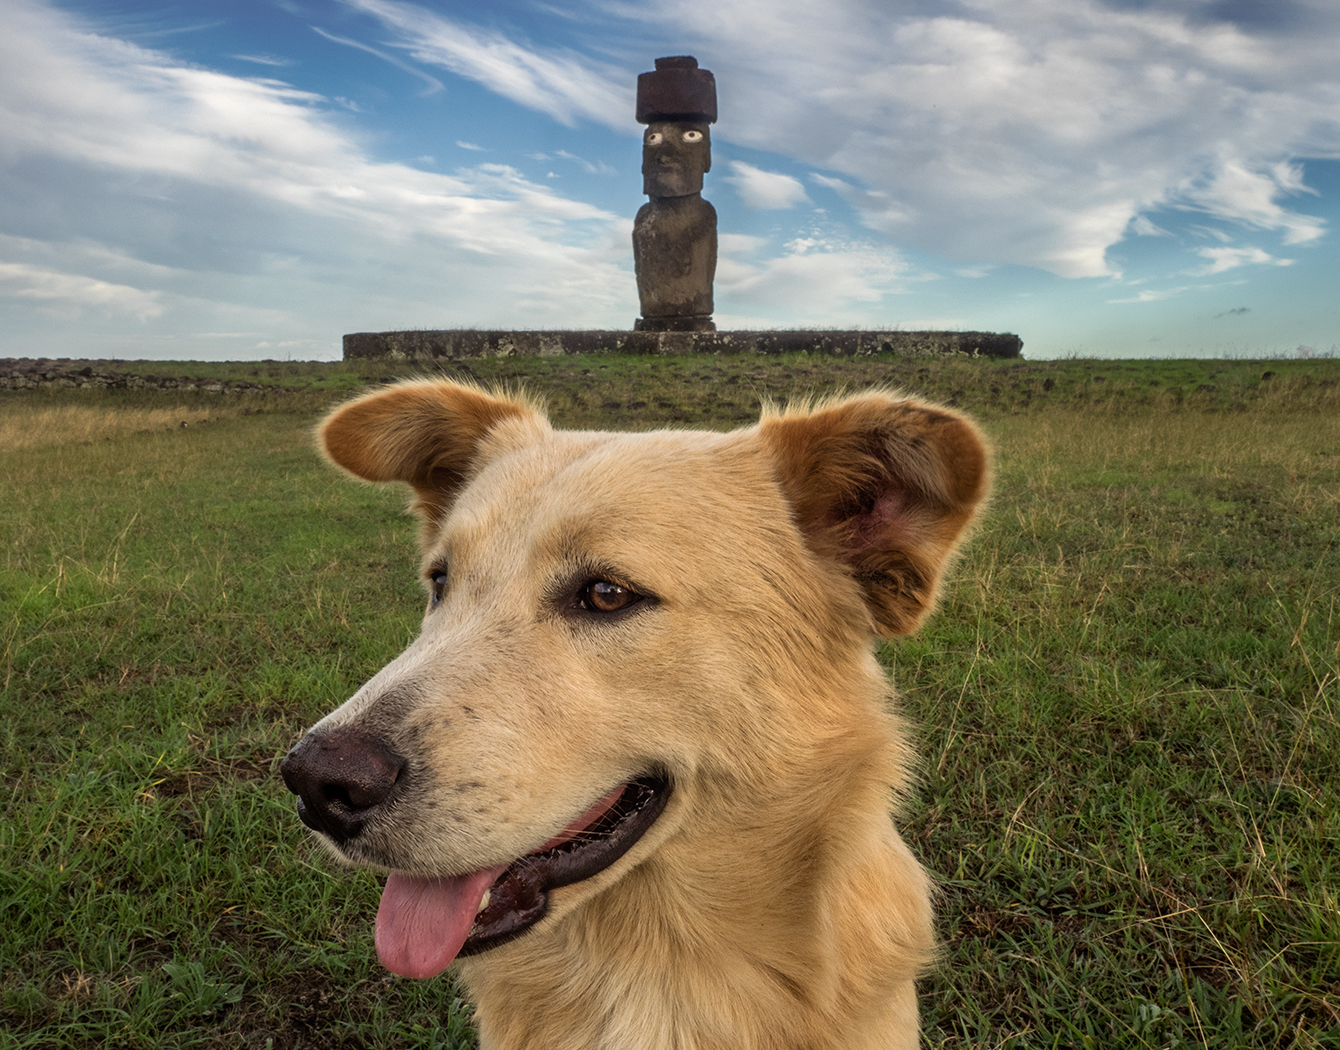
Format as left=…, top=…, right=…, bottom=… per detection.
left=335, top=0, right=1339, bottom=277
left=604, top=0, right=1340, bottom=276
left=1187, top=246, right=1294, bottom=275
left=230, top=53, right=293, bottom=67
left=2, top=0, right=1337, bottom=358
left=0, top=0, right=636, bottom=355
left=1105, top=274, right=1261, bottom=303
left=1129, top=216, right=1171, bottom=237
left=340, top=0, right=632, bottom=128
left=1107, top=286, right=1191, bottom=304
left=554, top=150, right=615, bottom=175
left=311, top=26, right=444, bottom=96
left=1174, top=161, right=1326, bottom=245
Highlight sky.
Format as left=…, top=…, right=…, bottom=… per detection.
left=1, top=0, right=1337, bottom=361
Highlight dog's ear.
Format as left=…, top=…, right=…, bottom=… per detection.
left=320, top=381, right=541, bottom=533
left=760, top=393, right=989, bottom=636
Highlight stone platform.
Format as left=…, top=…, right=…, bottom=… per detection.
left=343, top=329, right=1022, bottom=361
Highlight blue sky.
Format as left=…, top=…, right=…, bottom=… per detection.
left=1, top=0, right=1337, bottom=360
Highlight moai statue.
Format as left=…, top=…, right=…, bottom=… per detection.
left=633, top=56, right=717, bottom=332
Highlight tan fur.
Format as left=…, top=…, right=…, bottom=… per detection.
left=308, top=380, right=989, bottom=1050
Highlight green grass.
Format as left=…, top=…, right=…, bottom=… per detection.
left=899, top=409, right=1339, bottom=1047
left=2, top=352, right=1338, bottom=1048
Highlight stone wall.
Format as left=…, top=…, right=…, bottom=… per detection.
left=0, top=360, right=263, bottom=393
left=343, top=329, right=1023, bottom=361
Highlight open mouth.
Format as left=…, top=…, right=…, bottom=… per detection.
left=374, top=774, right=671, bottom=978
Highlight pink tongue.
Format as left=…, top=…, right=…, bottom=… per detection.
left=374, top=784, right=627, bottom=979
left=376, top=865, right=508, bottom=979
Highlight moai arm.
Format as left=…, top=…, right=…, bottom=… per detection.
left=632, top=57, right=718, bottom=332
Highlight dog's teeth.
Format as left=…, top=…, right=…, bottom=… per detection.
left=477, top=889, right=491, bottom=914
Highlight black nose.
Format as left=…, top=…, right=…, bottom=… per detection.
left=280, top=729, right=407, bottom=844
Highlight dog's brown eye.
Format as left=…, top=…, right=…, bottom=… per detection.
left=581, top=580, right=639, bottom=613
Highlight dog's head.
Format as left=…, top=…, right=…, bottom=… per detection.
left=281, top=379, right=988, bottom=979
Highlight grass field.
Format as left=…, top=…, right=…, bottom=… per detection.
left=2, top=352, right=1338, bottom=1049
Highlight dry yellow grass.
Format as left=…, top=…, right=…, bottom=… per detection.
left=0, top=403, right=249, bottom=451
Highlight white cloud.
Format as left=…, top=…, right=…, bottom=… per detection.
left=716, top=235, right=910, bottom=319
left=1173, top=160, right=1326, bottom=245
left=327, top=0, right=1340, bottom=278
left=231, top=54, right=292, bottom=68
left=2, top=0, right=1336, bottom=356
left=1187, top=246, right=1295, bottom=275
left=1107, top=286, right=1190, bottom=304
left=1130, top=216, right=1171, bottom=237
left=0, top=0, right=638, bottom=355
left=600, top=0, right=1340, bottom=276
left=723, top=161, right=810, bottom=209
left=1104, top=263, right=1271, bottom=301
left=339, top=0, right=633, bottom=129
left=554, top=150, right=615, bottom=175
left=0, top=261, right=163, bottom=319
left=311, top=26, right=445, bottom=96
left=718, top=233, right=767, bottom=254
left=0, top=0, right=645, bottom=356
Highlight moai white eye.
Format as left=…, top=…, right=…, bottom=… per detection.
left=681, top=130, right=703, bottom=143
left=645, top=131, right=663, bottom=145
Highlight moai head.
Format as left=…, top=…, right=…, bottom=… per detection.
left=642, top=121, right=711, bottom=197
left=636, top=56, right=717, bottom=199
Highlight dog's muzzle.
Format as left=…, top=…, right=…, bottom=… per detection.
left=280, top=729, right=407, bottom=844
left=281, top=728, right=672, bottom=974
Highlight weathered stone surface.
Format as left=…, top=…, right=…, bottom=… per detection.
left=633, top=193, right=717, bottom=325
left=641, top=120, right=712, bottom=198
left=636, top=56, right=717, bottom=124
left=633, top=314, right=716, bottom=333
left=0, top=360, right=265, bottom=393
left=634, top=57, right=719, bottom=332
left=341, top=330, right=1024, bottom=360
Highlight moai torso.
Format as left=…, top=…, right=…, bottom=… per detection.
left=633, top=195, right=717, bottom=321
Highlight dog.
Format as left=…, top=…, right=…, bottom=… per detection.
left=281, top=378, right=989, bottom=1050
